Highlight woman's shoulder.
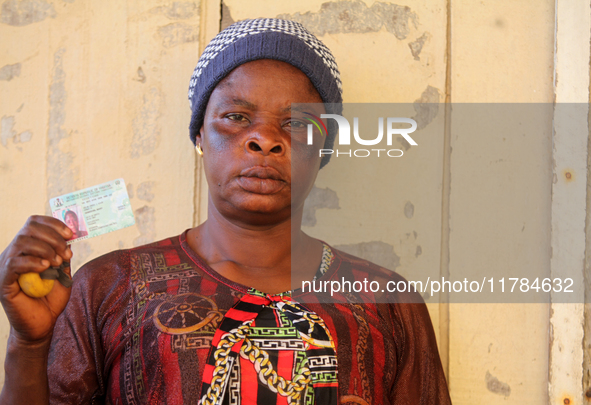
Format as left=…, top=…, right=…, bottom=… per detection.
left=72, top=233, right=186, bottom=289
left=330, top=245, right=407, bottom=280
left=319, top=243, right=426, bottom=305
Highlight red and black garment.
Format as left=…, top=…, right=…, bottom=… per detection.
left=199, top=291, right=338, bottom=405
left=47, top=231, right=452, bottom=405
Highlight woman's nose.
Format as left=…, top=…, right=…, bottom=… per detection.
left=244, top=123, right=286, bottom=156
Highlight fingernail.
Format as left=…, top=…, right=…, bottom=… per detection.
left=41, top=259, right=50, bottom=267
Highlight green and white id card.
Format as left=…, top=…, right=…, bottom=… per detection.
left=50, top=178, right=135, bottom=244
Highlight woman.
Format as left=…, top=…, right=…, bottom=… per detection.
left=0, top=19, right=450, bottom=404
left=63, top=210, right=88, bottom=240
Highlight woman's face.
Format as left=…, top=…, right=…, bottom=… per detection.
left=64, top=212, right=79, bottom=234
left=198, top=59, right=326, bottom=226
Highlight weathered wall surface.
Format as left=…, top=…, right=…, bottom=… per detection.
left=449, top=1, right=554, bottom=403
left=0, top=0, right=585, bottom=403
left=0, top=0, right=205, bottom=387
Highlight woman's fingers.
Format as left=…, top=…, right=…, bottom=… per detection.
left=26, top=215, right=73, bottom=241
left=10, top=235, right=63, bottom=267
left=20, top=217, right=72, bottom=261
left=2, top=255, right=51, bottom=289
left=1, top=215, right=73, bottom=295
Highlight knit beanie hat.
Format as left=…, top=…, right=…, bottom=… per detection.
left=188, top=18, right=343, bottom=168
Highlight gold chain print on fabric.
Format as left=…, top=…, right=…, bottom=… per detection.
left=287, top=305, right=335, bottom=349
left=351, top=304, right=371, bottom=404
left=200, top=299, right=337, bottom=405
left=199, top=320, right=311, bottom=405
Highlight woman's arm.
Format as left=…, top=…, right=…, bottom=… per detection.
left=0, top=216, right=73, bottom=405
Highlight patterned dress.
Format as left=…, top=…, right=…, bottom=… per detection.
left=47, top=231, right=451, bottom=404
left=199, top=246, right=337, bottom=405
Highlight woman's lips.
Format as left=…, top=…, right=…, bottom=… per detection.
left=238, top=166, right=286, bottom=194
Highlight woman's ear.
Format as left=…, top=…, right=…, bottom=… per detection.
left=195, top=125, right=205, bottom=155
left=196, top=124, right=204, bottom=144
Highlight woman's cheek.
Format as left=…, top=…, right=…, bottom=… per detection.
left=291, top=138, right=320, bottom=162
left=206, top=121, right=243, bottom=150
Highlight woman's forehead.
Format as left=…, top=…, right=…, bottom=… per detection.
left=213, top=60, right=321, bottom=102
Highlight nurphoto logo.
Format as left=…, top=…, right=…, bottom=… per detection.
left=307, top=114, right=418, bottom=158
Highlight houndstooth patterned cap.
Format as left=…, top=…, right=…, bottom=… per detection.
left=188, top=18, right=343, bottom=168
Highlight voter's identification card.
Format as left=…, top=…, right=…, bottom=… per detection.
left=49, top=178, right=135, bottom=244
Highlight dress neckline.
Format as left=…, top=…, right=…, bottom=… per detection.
left=178, top=229, right=337, bottom=298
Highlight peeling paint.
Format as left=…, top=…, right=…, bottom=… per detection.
left=0, top=116, right=15, bottom=147
left=220, top=1, right=235, bottom=30
left=127, top=182, right=134, bottom=198
left=131, top=87, right=162, bottom=158
left=396, top=136, right=411, bottom=151
left=485, top=371, right=511, bottom=396
left=277, top=0, right=417, bottom=40
left=415, top=245, right=422, bottom=257
left=0, top=0, right=55, bottom=26
left=371, top=2, right=417, bottom=39
left=404, top=201, right=414, bottom=218
left=16, top=130, right=31, bottom=143
left=412, top=85, right=440, bottom=130
left=134, top=66, right=146, bottom=83
left=1, top=116, right=32, bottom=147
left=137, top=181, right=155, bottom=202
left=408, top=32, right=429, bottom=60
left=0, top=63, right=21, bottom=81
left=150, top=2, right=198, bottom=20
left=133, top=205, right=156, bottom=247
left=157, top=22, right=199, bottom=48
left=335, top=241, right=400, bottom=271
left=302, top=185, right=340, bottom=227
left=46, top=48, right=77, bottom=207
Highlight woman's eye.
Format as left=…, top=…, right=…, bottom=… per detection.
left=286, top=120, right=306, bottom=129
left=226, top=114, right=248, bottom=123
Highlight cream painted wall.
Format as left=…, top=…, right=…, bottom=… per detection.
left=0, top=0, right=585, bottom=403
left=449, top=1, right=554, bottom=403
left=0, top=0, right=207, bottom=388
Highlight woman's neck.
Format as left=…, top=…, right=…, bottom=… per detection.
left=186, top=204, right=323, bottom=294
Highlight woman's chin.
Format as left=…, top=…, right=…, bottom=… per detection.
left=216, top=198, right=292, bottom=225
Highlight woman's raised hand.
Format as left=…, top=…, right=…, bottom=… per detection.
left=0, top=216, right=73, bottom=343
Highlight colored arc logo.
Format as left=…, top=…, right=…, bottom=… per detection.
left=304, top=112, right=327, bottom=136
